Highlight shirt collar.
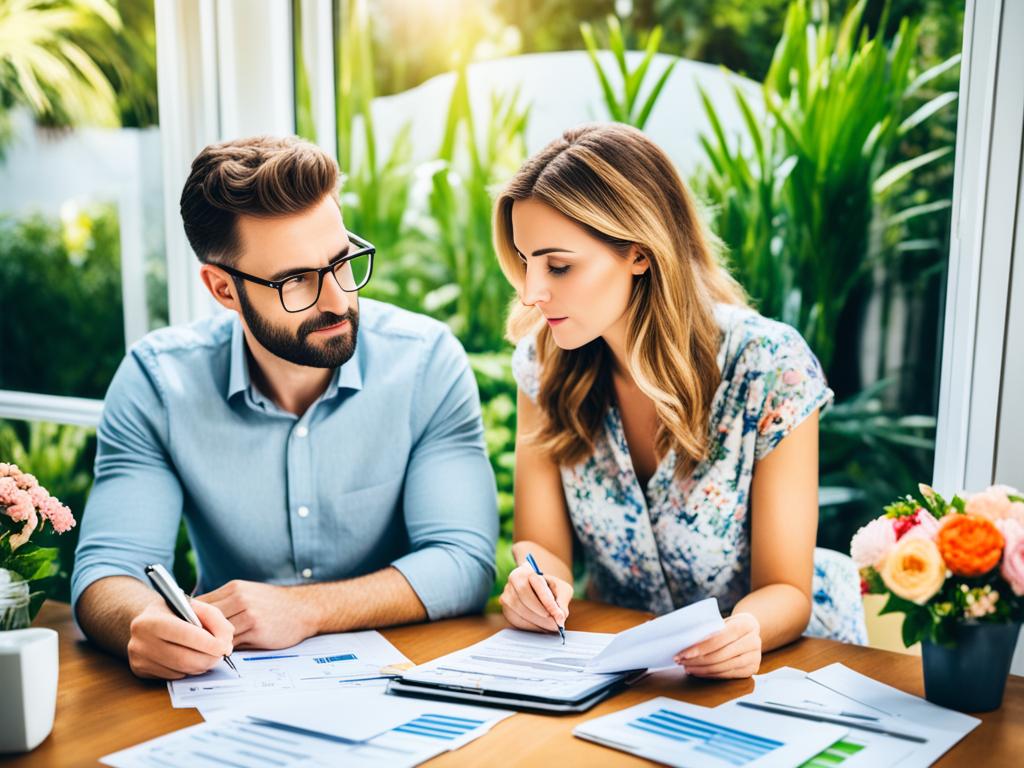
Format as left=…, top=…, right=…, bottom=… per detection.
left=226, top=315, right=364, bottom=404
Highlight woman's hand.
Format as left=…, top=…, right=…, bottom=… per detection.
left=499, top=564, right=573, bottom=634
left=674, top=612, right=762, bottom=679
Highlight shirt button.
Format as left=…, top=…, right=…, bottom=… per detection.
left=297, top=506, right=310, bottom=518
left=295, top=426, right=309, bottom=438
left=301, top=568, right=313, bottom=579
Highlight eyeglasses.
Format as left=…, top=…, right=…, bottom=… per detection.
left=216, top=232, right=375, bottom=313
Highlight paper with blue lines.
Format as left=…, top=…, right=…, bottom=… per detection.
left=574, top=696, right=847, bottom=767
left=101, top=695, right=513, bottom=768
left=168, top=630, right=411, bottom=710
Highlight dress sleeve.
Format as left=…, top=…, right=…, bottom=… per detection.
left=510, top=335, right=541, bottom=402
left=750, top=324, right=834, bottom=461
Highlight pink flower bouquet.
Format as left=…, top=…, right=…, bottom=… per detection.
left=0, top=462, right=76, bottom=619
left=851, top=483, right=1024, bottom=647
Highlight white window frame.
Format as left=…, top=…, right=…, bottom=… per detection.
left=0, top=0, right=296, bottom=429
left=932, top=0, right=1024, bottom=674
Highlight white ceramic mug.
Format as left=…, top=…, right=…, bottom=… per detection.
left=0, top=628, right=59, bottom=753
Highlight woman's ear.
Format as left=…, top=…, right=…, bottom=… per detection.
left=630, top=245, right=651, bottom=276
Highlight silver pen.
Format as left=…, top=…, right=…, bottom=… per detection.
left=736, top=701, right=926, bottom=743
left=145, top=563, right=239, bottom=676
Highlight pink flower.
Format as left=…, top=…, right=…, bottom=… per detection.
left=1009, top=502, right=1024, bottom=524
left=996, top=519, right=1024, bottom=596
left=14, top=472, right=38, bottom=491
left=851, top=517, right=897, bottom=569
left=0, top=463, right=15, bottom=477
left=39, top=496, right=75, bottom=533
left=966, top=485, right=1016, bottom=521
left=782, top=369, right=803, bottom=386
left=898, top=509, right=942, bottom=543
left=28, top=485, right=50, bottom=507
left=2, top=489, right=35, bottom=523
left=0, top=476, right=19, bottom=505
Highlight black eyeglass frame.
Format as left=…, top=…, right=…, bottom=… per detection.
left=215, top=231, right=376, bottom=313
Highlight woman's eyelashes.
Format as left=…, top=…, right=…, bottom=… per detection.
left=517, top=252, right=571, bottom=276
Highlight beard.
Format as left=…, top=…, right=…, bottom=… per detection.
left=236, top=283, right=359, bottom=369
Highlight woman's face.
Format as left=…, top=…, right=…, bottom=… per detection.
left=510, top=197, right=648, bottom=350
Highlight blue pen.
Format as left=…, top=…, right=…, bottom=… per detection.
left=524, top=552, right=567, bottom=645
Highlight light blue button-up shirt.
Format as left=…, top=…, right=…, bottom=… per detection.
left=71, top=299, right=498, bottom=622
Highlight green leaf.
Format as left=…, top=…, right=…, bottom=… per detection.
left=898, top=92, right=957, bottom=135
left=873, top=146, right=953, bottom=196
left=905, top=53, right=962, bottom=98
left=635, top=58, right=676, bottom=129
left=901, top=606, right=932, bottom=648
left=8, top=543, right=59, bottom=581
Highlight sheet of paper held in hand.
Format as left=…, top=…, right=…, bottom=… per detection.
left=399, top=598, right=725, bottom=698
left=167, top=630, right=411, bottom=710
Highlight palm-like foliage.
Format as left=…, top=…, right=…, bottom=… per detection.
left=0, top=0, right=122, bottom=140
left=425, top=60, right=529, bottom=352
left=698, top=0, right=958, bottom=376
left=580, top=14, right=676, bottom=130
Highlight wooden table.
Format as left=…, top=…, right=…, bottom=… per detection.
left=8, top=601, right=1022, bottom=767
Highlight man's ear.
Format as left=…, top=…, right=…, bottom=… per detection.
left=199, top=264, right=240, bottom=311
left=630, top=245, right=651, bottom=276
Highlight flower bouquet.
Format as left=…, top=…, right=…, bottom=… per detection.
left=0, top=462, right=76, bottom=626
left=851, top=483, right=1023, bottom=711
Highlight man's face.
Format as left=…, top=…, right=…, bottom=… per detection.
left=232, top=194, right=359, bottom=368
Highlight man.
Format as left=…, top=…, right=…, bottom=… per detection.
left=72, top=136, right=498, bottom=680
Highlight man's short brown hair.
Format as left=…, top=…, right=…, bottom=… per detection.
left=180, top=135, right=340, bottom=264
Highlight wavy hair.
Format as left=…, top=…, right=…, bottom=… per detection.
left=494, top=123, right=747, bottom=474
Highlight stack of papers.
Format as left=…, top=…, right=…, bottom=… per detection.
left=167, top=630, right=410, bottom=717
left=391, top=598, right=724, bottom=711
left=718, top=664, right=981, bottom=768
left=101, top=628, right=516, bottom=766
left=573, top=696, right=847, bottom=767
left=101, top=694, right=513, bottom=768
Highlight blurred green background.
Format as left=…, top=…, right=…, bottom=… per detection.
left=0, top=0, right=962, bottom=604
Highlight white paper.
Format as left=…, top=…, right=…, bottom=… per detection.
left=241, top=689, right=512, bottom=745
left=586, top=597, right=725, bottom=673
left=722, top=677, right=916, bottom=767
left=717, top=663, right=981, bottom=768
left=573, top=695, right=847, bottom=767
left=101, top=697, right=513, bottom=768
left=168, top=630, right=411, bottom=710
left=401, top=628, right=624, bottom=700
left=806, top=663, right=980, bottom=768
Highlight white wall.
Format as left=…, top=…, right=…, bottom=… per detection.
left=359, top=51, right=761, bottom=179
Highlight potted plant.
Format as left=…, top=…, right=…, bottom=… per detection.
left=0, top=462, right=76, bottom=627
left=851, top=483, right=1024, bottom=712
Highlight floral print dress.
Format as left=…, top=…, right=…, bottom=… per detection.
left=512, top=303, right=868, bottom=644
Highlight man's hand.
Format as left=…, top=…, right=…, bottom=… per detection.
left=127, top=598, right=234, bottom=680
left=195, top=580, right=320, bottom=649
left=673, top=612, right=762, bottom=679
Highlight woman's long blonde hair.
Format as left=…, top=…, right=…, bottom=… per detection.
left=494, top=123, right=747, bottom=475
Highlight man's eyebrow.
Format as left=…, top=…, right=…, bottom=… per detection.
left=267, top=244, right=351, bottom=282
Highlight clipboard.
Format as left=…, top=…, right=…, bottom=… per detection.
left=386, top=669, right=647, bottom=714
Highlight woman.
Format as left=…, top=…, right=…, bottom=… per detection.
left=495, top=123, right=866, bottom=679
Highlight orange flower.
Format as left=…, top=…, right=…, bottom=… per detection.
left=937, top=514, right=1004, bottom=577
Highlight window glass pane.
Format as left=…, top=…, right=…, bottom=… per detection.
left=307, top=2, right=963, bottom=590
left=0, top=0, right=166, bottom=401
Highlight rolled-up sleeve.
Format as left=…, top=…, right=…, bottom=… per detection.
left=70, top=348, right=184, bottom=624
left=391, top=329, right=498, bottom=619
